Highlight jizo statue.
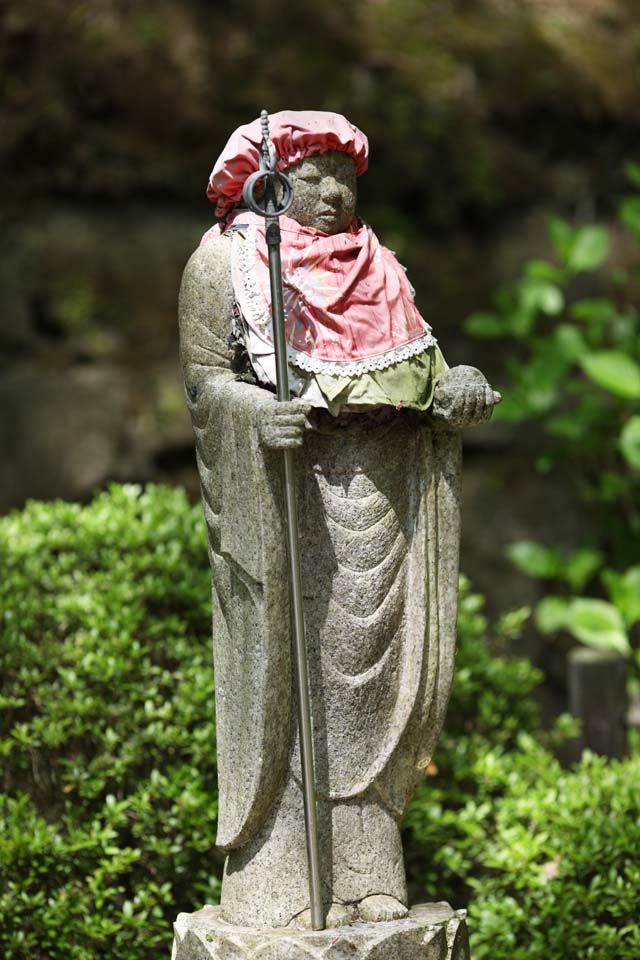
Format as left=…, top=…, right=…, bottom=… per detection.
left=178, top=110, right=500, bottom=933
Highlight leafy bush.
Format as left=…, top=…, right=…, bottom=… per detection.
left=407, top=596, right=640, bottom=959
left=404, top=578, right=541, bottom=904
left=411, top=742, right=640, bottom=960
left=465, top=163, right=640, bottom=669
left=1, top=485, right=638, bottom=958
left=0, top=485, right=221, bottom=959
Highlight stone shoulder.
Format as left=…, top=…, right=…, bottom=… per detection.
left=179, top=233, right=234, bottom=345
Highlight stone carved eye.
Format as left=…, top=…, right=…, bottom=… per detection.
left=188, top=384, right=198, bottom=402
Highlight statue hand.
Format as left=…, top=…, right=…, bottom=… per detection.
left=431, top=365, right=501, bottom=428
left=256, top=397, right=313, bottom=449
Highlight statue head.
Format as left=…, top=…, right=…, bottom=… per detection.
left=206, top=110, right=368, bottom=224
left=284, top=151, right=357, bottom=235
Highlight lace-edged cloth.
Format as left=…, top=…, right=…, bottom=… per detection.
left=201, top=211, right=436, bottom=382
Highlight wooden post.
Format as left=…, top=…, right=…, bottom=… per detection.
left=567, top=647, right=628, bottom=760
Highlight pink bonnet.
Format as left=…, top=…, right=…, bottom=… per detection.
left=206, top=110, right=369, bottom=218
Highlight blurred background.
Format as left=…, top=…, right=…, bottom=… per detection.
left=2, top=0, right=639, bottom=674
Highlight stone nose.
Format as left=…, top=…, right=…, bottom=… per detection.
left=320, top=177, right=342, bottom=204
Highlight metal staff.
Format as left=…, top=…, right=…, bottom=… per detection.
left=242, top=110, right=324, bottom=931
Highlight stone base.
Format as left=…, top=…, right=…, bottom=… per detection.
left=171, top=903, right=470, bottom=960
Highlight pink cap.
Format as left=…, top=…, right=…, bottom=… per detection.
left=206, top=110, right=369, bottom=217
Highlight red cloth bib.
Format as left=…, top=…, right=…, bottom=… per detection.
left=201, top=212, right=434, bottom=376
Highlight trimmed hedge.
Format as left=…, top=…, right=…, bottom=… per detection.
left=473, top=747, right=640, bottom=958
left=1, top=485, right=638, bottom=959
left=1, top=485, right=220, bottom=959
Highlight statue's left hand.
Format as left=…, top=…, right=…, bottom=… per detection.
left=431, top=365, right=501, bottom=428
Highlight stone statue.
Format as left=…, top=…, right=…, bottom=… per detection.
left=176, top=111, right=498, bottom=950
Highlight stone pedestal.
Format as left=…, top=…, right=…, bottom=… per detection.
left=172, top=903, right=470, bottom=960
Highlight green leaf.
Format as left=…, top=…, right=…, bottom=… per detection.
left=552, top=324, right=586, bottom=361
left=496, top=606, right=531, bottom=640
left=602, top=566, right=640, bottom=627
left=620, top=415, right=640, bottom=469
left=563, top=548, right=604, bottom=592
left=520, top=278, right=564, bottom=316
left=569, top=298, right=616, bottom=347
left=624, top=160, right=640, bottom=189
left=620, top=195, right=640, bottom=239
left=548, top=219, right=609, bottom=273
left=525, top=259, right=565, bottom=283
left=599, top=470, right=632, bottom=502
left=549, top=217, right=574, bottom=263
left=539, top=284, right=565, bottom=316
left=507, top=541, right=562, bottom=579
left=508, top=308, right=536, bottom=338
left=465, top=312, right=507, bottom=339
left=570, top=299, right=616, bottom=324
left=580, top=350, right=640, bottom=398
left=567, top=226, right=609, bottom=273
left=535, top=596, right=569, bottom=633
left=546, top=413, right=585, bottom=441
left=565, top=598, right=630, bottom=655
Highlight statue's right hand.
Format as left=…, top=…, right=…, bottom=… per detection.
left=256, top=398, right=312, bottom=450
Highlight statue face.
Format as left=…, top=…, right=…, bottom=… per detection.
left=284, top=151, right=357, bottom=235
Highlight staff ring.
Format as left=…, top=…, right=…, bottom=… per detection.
left=242, top=170, right=294, bottom=217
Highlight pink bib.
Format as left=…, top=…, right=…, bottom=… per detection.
left=201, top=212, right=435, bottom=377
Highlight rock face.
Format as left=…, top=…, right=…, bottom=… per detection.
left=3, top=1, right=638, bottom=216
left=0, top=208, right=207, bottom=511
left=171, top=904, right=471, bottom=960
left=0, top=364, right=143, bottom=506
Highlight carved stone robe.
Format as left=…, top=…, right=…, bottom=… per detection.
left=179, top=235, right=462, bottom=927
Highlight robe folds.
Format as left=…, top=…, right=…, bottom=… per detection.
left=180, top=256, right=462, bottom=854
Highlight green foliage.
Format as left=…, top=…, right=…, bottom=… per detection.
left=407, top=582, right=640, bottom=957
left=507, top=543, right=633, bottom=654
left=534, top=597, right=630, bottom=657
left=601, top=567, right=640, bottom=629
left=508, top=542, right=604, bottom=593
left=620, top=164, right=640, bottom=239
left=0, top=485, right=221, bottom=960
left=465, top=745, right=640, bottom=959
left=549, top=219, right=610, bottom=274
left=580, top=351, right=640, bottom=400
left=620, top=415, right=640, bottom=469
left=404, top=577, right=541, bottom=903
left=466, top=164, right=640, bottom=666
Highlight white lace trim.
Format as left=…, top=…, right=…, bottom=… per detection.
left=288, top=334, right=437, bottom=376
left=230, top=225, right=437, bottom=379
left=231, top=225, right=272, bottom=339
